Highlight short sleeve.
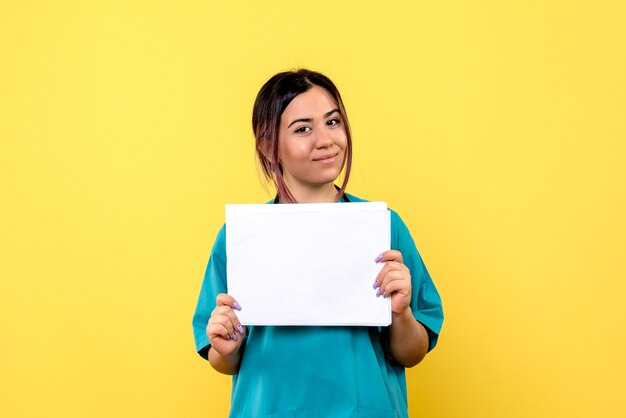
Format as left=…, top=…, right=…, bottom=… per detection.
left=192, top=224, right=227, bottom=360
left=390, top=210, right=444, bottom=352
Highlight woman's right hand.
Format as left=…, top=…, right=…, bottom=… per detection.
left=206, top=293, right=246, bottom=358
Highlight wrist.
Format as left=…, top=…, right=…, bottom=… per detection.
left=391, top=306, right=413, bottom=322
left=215, top=344, right=242, bottom=362
left=208, top=345, right=242, bottom=375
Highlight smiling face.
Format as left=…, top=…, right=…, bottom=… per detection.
left=277, top=86, right=348, bottom=192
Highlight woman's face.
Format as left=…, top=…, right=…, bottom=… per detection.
left=277, top=86, right=347, bottom=190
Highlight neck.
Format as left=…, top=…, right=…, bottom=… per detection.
left=282, top=177, right=340, bottom=203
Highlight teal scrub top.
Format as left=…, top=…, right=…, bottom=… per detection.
left=192, top=193, right=444, bottom=418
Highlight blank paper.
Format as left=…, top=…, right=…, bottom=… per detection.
left=225, top=202, right=391, bottom=326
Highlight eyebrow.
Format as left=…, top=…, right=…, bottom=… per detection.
left=287, top=108, right=340, bottom=128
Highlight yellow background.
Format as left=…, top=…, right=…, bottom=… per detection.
left=1, top=1, right=625, bottom=417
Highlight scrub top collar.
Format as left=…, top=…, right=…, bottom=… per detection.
left=273, top=186, right=351, bottom=204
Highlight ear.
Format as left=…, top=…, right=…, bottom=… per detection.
left=257, top=139, right=272, bottom=161
left=259, top=138, right=283, bottom=165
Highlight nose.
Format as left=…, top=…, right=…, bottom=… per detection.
left=315, top=128, right=334, bottom=149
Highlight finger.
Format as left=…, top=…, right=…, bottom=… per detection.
left=217, top=315, right=241, bottom=341
left=375, top=250, right=403, bottom=264
left=373, top=261, right=406, bottom=287
left=381, top=278, right=411, bottom=298
left=210, top=314, right=235, bottom=335
left=376, top=270, right=408, bottom=297
left=207, top=322, right=232, bottom=341
left=216, top=293, right=242, bottom=311
left=214, top=305, right=245, bottom=335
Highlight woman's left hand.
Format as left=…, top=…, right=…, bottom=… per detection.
left=373, top=250, right=412, bottom=314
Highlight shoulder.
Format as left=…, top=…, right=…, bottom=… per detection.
left=344, top=192, right=369, bottom=203
left=209, top=223, right=227, bottom=257
left=215, top=223, right=226, bottom=243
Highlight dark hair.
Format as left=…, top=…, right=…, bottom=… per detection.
left=252, top=69, right=353, bottom=203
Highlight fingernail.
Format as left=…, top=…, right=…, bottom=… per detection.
left=376, top=288, right=383, bottom=297
left=372, top=279, right=380, bottom=289
left=382, top=291, right=387, bottom=297
left=232, top=332, right=238, bottom=342
left=375, top=254, right=384, bottom=263
left=233, top=301, right=242, bottom=310
left=226, top=333, right=231, bottom=341
left=237, top=324, right=244, bottom=334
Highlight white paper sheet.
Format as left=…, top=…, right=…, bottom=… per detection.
left=225, top=202, right=391, bottom=326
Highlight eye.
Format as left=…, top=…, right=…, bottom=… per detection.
left=294, top=126, right=311, bottom=134
left=327, top=118, right=341, bottom=126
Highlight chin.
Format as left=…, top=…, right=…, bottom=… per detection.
left=316, top=173, right=342, bottom=185
left=293, top=164, right=344, bottom=187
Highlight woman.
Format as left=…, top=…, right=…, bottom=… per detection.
left=192, top=69, right=443, bottom=418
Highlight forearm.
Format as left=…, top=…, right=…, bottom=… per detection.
left=388, top=308, right=429, bottom=368
left=208, top=346, right=243, bottom=375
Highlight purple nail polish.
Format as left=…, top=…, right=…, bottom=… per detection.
left=382, top=291, right=387, bottom=297
left=226, top=333, right=231, bottom=341
left=373, top=279, right=380, bottom=289
left=375, top=254, right=384, bottom=263
left=376, top=288, right=383, bottom=297
left=237, top=324, right=244, bottom=334
left=232, top=332, right=238, bottom=342
left=233, top=301, right=242, bottom=310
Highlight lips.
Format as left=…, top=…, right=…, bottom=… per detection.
left=313, top=152, right=339, bottom=162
